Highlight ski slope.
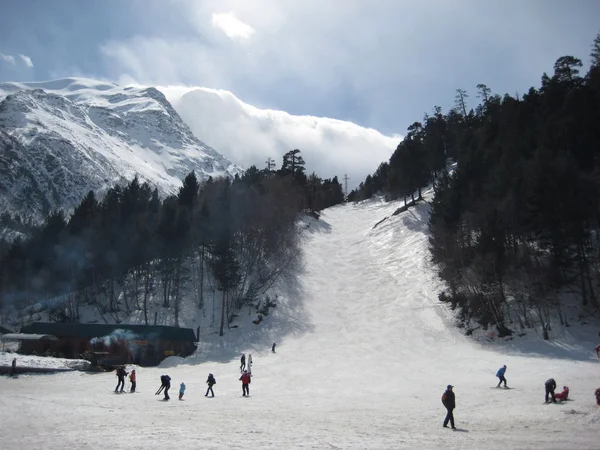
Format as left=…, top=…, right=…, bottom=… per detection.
left=1, top=194, right=599, bottom=449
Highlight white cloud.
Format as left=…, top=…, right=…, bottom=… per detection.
left=18, top=54, right=34, bottom=68
left=158, top=85, right=400, bottom=190
left=211, top=12, right=255, bottom=41
left=0, top=53, right=16, bottom=64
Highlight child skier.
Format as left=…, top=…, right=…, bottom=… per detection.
left=496, top=365, right=507, bottom=388
left=129, top=369, right=136, bottom=393
left=205, top=373, right=216, bottom=397
left=240, top=370, right=251, bottom=397
left=179, top=382, right=186, bottom=400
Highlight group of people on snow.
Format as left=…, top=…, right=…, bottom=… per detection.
left=112, top=343, right=278, bottom=401
left=442, top=362, right=600, bottom=430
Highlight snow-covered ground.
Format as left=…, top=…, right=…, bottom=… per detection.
left=1, top=192, right=599, bottom=449
left=0, top=351, right=89, bottom=371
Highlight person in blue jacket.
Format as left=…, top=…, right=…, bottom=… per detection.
left=496, top=365, right=507, bottom=388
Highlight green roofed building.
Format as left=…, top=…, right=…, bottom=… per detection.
left=18, top=322, right=197, bottom=366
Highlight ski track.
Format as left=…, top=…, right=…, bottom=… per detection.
left=1, top=196, right=599, bottom=449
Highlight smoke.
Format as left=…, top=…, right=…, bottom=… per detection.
left=90, top=328, right=139, bottom=347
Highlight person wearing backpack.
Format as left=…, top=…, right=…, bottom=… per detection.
left=441, top=385, right=456, bottom=429
left=160, top=374, right=171, bottom=400
left=240, top=370, right=251, bottom=397
left=205, top=373, right=216, bottom=397
left=115, top=366, right=128, bottom=393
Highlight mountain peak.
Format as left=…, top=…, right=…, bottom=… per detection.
left=0, top=78, right=242, bottom=221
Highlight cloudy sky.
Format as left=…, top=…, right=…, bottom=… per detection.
left=1, top=0, right=599, bottom=186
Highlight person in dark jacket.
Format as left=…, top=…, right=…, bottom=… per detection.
left=240, top=370, right=251, bottom=397
left=595, top=387, right=600, bottom=406
left=272, top=343, right=276, bottom=353
left=161, top=374, right=171, bottom=400
left=115, top=366, right=128, bottom=393
left=205, top=373, right=216, bottom=397
left=441, top=385, right=456, bottom=429
left=545, top=378, right=557, bottom=403
left=496, top=365, right=507, bottom=388
left=11, top=358, right=17, bottom=377
left=240, top=353, right=246, bottom=372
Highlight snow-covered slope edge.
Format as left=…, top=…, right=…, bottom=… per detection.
left=0, top=78, right=242, bottom=220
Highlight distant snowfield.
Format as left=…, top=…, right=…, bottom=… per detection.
left=1, top=191, right=599, bottom=449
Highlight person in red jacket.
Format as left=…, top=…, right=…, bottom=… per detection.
left=239, top=370, right=251, bottom=397
left=555, top=386, right=569, bottom=401
left=129, top=370, right=136, bottom=393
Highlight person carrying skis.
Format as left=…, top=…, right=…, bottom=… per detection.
left=179, top=382, right=186, bottom=400
left=545, top=378, right=557, bottom=403
left=441, top=385, right=456, bottom=429
left=115, top=366, right=128, bottom=393
left=160, top=374, right=171, bottom=400
left=240, top=370, right=251, bottom=397
left=240, top=353, right=246, bottom=372
left=496, top=365, right=507, bottom=388
left=205, top=373, right=216, bottom=397
left=129, top=369, right=137, bottom=393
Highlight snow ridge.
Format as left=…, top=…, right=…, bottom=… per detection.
left=0, top=78, right=242, bottom=219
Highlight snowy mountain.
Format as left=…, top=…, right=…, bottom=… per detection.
left=0, top=78, right=241, bottom=220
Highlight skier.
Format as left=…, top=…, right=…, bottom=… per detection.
left=272, top=343, right=276, bottom=353
left=205, top=373, right=216, bottom=397
left=555, top=386, right=569, bottom=401
left=594, top=344, right=600, bottom=359
left=595, top=387, right=600, bottom=406
left=545, top=378, right=557, bottom=403
left=10, top=358, right=16, bottom=377
left=441, top=385, right=456, bottom=429
left=248, top=354, right=253, bottom=367
left=129, top=369, right=137, bottom=393
left=496, top=365, right=507, bottom=388
left=115, top=366, right=128, bottom=393
left=240, top=353, right=246, bottom=372
left=179, top=382, right=186, bottom=400
left=240, top=370, right=251, bottom=397
left=160, top=374, right=171, bottom=400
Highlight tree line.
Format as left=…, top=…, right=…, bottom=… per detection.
left=0, top=149, right=344, bottom=334
left=350, top=32, right=600, bottom=337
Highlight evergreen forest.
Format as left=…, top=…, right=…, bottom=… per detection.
left=0, top=149, right=344, bottom=333
left=350, top=32, right=600, bottom=337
